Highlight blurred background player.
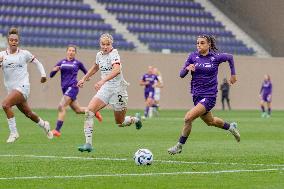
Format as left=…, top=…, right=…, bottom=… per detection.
left=153, top=67, right=163, bottom=116
left=259, top=74, right=272, bottom=118
left=140, top=66, right=159, bottom=118
left=77, top=33, right=142, bottom=152
left=0, top=27, right=53, bottom=143
left=49, top=45, right=103, bottom=137
left=168, top=34, right=240, bottom=155
left=220, top=78, right=231, bottom=110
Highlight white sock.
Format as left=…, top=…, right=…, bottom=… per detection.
left=7, top=117, right=17, bottom=134
left=37, top=118, right=45, bottom=128
left=84, top=111, right=94, bottom=145
left=149, top=107, right=153, bottom=118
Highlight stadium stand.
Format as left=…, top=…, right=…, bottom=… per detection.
left=0, top=0, right=135, bottom=50
left=97, top=0, right=255, bottom=55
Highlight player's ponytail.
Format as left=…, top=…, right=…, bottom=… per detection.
left=208, top=35, right=218, bottom=52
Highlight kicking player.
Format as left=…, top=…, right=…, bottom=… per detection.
left=259, top=74, right=272, bottom=118
left=0, top=27, right=53, bottom=143
left=49, top=45, right=103, bottom=137
left=168, top=34, right=240, bottom=155
left=140, top=66, right=159, bottom=118
left=77, top=33, right=142, bottom=152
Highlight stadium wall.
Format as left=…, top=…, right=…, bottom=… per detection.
left=0, top=47, right=283, bottom=110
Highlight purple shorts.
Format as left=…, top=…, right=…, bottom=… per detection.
left=62, top=86, right=79, bottom=101
left=193, top=95, right=216, bottom=112
left=262, top=93, right=272, bottom=102
left=144, top=89, right=155, bottom=100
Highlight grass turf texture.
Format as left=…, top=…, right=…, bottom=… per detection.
left=0, top=109, right=283, bottom=189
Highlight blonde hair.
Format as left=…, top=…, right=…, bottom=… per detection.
left=8, top=27, right=19, bottom=37
left=100, top=33, right=113, bottom=44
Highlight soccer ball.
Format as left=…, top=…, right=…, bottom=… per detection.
left=133, top=149, right=153, bottom=165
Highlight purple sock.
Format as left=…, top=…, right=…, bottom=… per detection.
left=268, top=108, right=271, bottom=115
left=55, top=120, right=64, bottom=131
left=144, top=107, right=149, bottom=117
left=223, top=122, right=230, bottom=130
left=261, top=105, right=265, bottom=112
left=179, top=136, right=188, bottom=144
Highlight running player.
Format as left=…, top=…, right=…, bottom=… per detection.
left=168, top=34, right=240, bottom=155
left=259, top=74, right=272, bottom=118
left=153, top=67, right=163, bottom=116
left=140, top=66, right=159, bottom=118
left=0, top=27, right=53, bottom=143
left=49, top=45, right=103, bottom=137
left=76, top=33, right=142, bottom=152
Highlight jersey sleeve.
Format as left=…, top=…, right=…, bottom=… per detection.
left=110, top=49, right=120, bottom=65
left=216, top=53, right=236, bottom=75
left=95, top=52, right=100, bottom=65
left=79, top=62, right=88, bottom=74
left=23, top=50, right=36, bottom=63
left=180, top=53, right=193, bottom=78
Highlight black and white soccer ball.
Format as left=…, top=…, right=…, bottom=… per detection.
left=133, top=149, right=153, bottom=165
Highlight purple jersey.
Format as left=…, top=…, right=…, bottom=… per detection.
left=260, top=81, right=272, bottom=96
left=180, top=51, right=236, bottom=97
left=50, top=58, right=87, bottom=88
left=142, top=74, right=159, bottom=92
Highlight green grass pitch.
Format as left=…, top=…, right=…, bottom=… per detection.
left=0, top=109, right=283, bottom=189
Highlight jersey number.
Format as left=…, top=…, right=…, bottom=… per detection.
left=118, top=95, right=123, bottom=102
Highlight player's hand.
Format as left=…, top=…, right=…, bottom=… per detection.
left=229, top=75, right=237, bottom=85
left=95, top=80, right=105, bottom=91
left=40, top=77, right=47, bottom=83
left=77, top=79, right=85, bottom=88
left=186, top=64, right=195, bottom=71
left=52, top=66, right=60, bottom=72
left=0, top=56, right=3, bottom=62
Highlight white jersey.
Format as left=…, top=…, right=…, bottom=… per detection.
left=95, top=49, right=127, bottom=88
left=155, top=75, right=163, bottom=95
left=0, top=48, right=45, bottom=90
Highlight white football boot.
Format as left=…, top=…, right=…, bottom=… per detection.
left=168, top=143, right=183, bottom=155
left=229, top=122, right=240, bottom=142
left=6, top=132, right=20, bottom=143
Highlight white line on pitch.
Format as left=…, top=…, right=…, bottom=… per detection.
left=0, top=154, right=283, bottom=167
left=0, top=168, right=283, bottom=180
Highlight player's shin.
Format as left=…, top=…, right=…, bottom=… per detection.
left=84, top=110, right=94, bottom=145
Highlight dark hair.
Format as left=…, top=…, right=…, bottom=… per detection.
left=8, top=27, right=19, bottom=36
left=198, top=34, right=218, bottom=52
left=66, top=44, right=77, bottom=52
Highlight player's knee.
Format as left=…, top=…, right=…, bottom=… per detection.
left=205, top=119, right=214, bottom=126
left=2, top=101, right=11, bottom=110
left=184, top=117, right=193, bottom=126
left=74, top=109, right=82, bottom=114
left=57, top=105, right=64, bottom=112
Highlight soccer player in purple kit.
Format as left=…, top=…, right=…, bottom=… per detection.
left=168, top=35, right=240, bottom=155
left=50, top=45, right=103, bottom=137
left=259, top=74, right=272, bottom=118
left=140, top=66, right=159, bottom=118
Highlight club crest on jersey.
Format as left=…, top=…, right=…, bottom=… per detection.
left=210, top=57, right=215, bottom=61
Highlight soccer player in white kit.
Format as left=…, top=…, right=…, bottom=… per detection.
left=0, top=27, right=53, bottom=143
left=77, top=33, right=142, bottom=152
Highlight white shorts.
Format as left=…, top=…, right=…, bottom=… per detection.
left=7, top=84, right=30, bottom=100
left=154, top=93, right=160, bottom=101
left=95, top=85, right=128, bottom=111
